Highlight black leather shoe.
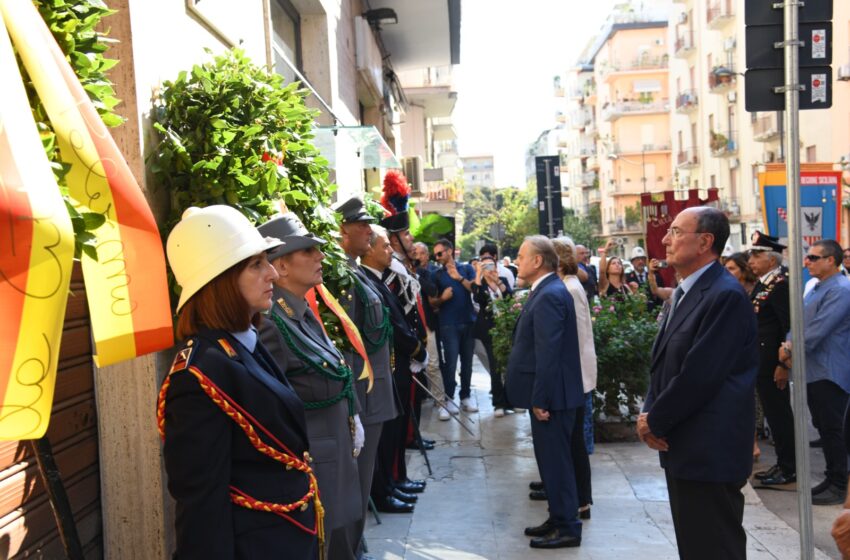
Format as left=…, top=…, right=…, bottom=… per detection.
left=529, top=481, right=544, bottom=491
left=578, top=506, right=591, bottom=520
left=529, top=529, right=581, bottom=549
left=810, top=438, right=824, bottom=448
left=754, top=464, right=781, bottom=481
left=374, top=496, right=414, bottom=513
left=391, top=488, right=418, bottom=504
left=406, top=440, right=435, bottom=451
left=524, top=519, right=553, bottom=537
left=759, top=469, right=796, bottom=486
left=529, top=489, right=547, bottom=501
left=397, top=480, right=425, bottom=494
left=812, top=484, right=846, bottom=505
left=812, top=479, right=834, bottom=495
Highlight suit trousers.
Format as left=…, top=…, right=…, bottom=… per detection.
left=341, top=422, right=382, bottom=560
left=755, top=374, right=796, bottom=473
left=530, top=409, right=582, bottom=537
left=665, top=471, right=746, bottom=560
left=807, top=379, right=850, bottom=488
left=570, top=404, right=592, bottom=507
left=425, top=330, right=446, bottom=402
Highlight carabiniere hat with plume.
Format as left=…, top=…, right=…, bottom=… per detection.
left=379, top=170, right=411, bottom=233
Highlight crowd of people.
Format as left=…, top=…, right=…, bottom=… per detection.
left=156, top=172, right=850, bottom=559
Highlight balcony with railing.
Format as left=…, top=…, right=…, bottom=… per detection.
left=424, top=184, right=463, bottom=203
left=600, top=55, right=669, bottom=80
left=611, top=217, right=642, bottom=233
left=675, top=89, right=699, bottom=113
left=610, top=142, right=672, bottom=155
left=555, top=111, right=567, bottom=124
left=602, top=99, right=670, bottom=121
left=576, top=170, right=598, bottom=188
left=708, top=64, right=737, bottom=92
left=707, top=0, right=735, bottom=29
left=677, top=147, right=699, bottom=169
left=710, top=130, right=738, bottom=157
left=753, top=114, right=780, bottom=142
left=674, top=30, right=696, bottom=58
left=570, top=108, right=592, bottom=130
left=719, top=197, right=741, bottom=218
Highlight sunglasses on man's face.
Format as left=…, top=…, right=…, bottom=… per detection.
left=434, top=250, right=444, bottom=258
left=804, top=254, right=824, bottom=262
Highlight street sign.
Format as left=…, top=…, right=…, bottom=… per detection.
left=745, top=67, right=832, bottom=111
left=745, top=0, right=832, bottom=25
left=745, top=22, right=832, bottom=68
left=534, top=156, right=563, bottom=238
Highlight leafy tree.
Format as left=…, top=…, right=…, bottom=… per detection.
left=561, top=209, right=598, bottom=249
left=625, top=201, right=642, bottom=227
left=459, top=183, right=537, bottom=258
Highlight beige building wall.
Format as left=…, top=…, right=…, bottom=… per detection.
left=594, top=22, right=672, bottom=247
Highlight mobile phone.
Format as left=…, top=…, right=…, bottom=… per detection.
left=657, top=260, right=668, bottom=269
left=483, top=262, right=496, bottom=271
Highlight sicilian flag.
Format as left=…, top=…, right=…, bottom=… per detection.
left=0, top=8, right=75, bottom=439
left=1, top=0, right=173, bottom=367
left=306, top=285, right=374, bottom=392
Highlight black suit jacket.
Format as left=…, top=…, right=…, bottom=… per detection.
left=644, top=261, right=758, bottom=483
left=752, top=272, right=790, bottom=378
left=162, top=329, right=317, bottom=559
left=362, top=266, right=426, bottom=363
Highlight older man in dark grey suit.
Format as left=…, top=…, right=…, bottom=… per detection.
left=637, top=207, right=758, bottom=560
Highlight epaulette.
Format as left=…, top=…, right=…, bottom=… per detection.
left=218, top=338, right=238, bottom=358
left=169, top=339, right=197, bottom=374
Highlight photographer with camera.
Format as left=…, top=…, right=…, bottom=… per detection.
left=597, top=239, right=635, bottom=300
left=472, top=256, right=513, bottom=417
left=627, top=247, right=666, bottom=312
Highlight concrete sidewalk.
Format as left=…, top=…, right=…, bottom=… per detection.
left=364, top=368, right=837, bottom=559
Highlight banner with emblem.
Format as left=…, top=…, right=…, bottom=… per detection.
left=1, top=0, right=173, bottom=367
left=0, top=8, right=76, bottom=440
left=759, top=163, right=841, bottom=250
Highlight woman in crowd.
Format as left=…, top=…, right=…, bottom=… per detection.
left=159, top=205, right=320, bottom=559
left=472, top=255, right=513, bottom=417
left=552, top=237, right=597, bottom=519
left=724, top=251, right=762, bottom=461
left=257, top=212, right=364, bottom=560
left=597, top=239, right=634, bottom=300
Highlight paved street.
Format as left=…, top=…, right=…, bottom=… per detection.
left=365, top=365, right=838, bottom=559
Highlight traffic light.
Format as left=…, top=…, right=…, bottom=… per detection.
left=744, top=0, right=833, bottom=112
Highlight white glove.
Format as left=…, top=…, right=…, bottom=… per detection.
left=410, top=351, right=428, bottom=373
left=353, top=414, right=365, bottom=457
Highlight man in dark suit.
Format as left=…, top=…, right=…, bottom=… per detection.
left=747, top=232, right=794, bottom=486
left=505, top=235, right=584, bottom=549
left=637, top=207, right=758, bottom=560
left=576, top=244, right=598, bottom=303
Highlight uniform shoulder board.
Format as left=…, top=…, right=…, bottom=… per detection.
left=217, top=338, right=238, bottom=358
left=169, top=339, right=197, bottom=374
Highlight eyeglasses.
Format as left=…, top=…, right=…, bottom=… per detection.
left=804, top=254, right=824, bottom=262
left=665, top=227, right=702, bottom=239
left=434, top=251, right=444, bottom=258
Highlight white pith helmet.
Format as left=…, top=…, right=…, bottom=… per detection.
left=166, top=205, right=284, bottom=311
left=630, top=246, right=647, bottom=261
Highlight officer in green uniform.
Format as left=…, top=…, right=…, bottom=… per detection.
left=257, top=213, right=364, bottom=560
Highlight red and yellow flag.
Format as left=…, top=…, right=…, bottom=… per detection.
left=307, top=285, right=374, bottom=392
left=1, top=0, right=173, bottom=367
left=0, top=9, right=75, bottom=439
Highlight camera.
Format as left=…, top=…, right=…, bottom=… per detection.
left=657, top=260, right=668, bottom=269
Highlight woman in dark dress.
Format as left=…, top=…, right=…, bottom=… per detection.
left=159, top=205, right=321, bottom=559
left=472, top=256, right=513, bottom=416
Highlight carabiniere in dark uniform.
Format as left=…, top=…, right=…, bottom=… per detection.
left=257, top=214, right=363, bottom=550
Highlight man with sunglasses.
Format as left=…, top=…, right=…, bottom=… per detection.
left=780, top=240, right=850, bottom=505
left=431, top=238, right=479, bottom=419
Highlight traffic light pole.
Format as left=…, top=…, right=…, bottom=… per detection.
left=778, top=1, right=814, bottom=557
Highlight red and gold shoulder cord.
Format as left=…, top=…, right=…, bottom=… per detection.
left=157, top=340, right=325, bottom=557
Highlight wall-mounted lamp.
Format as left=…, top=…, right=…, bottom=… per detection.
left=363, top=8, right=398, bottom=27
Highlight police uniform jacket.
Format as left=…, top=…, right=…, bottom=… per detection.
left=343, top=258, right=399, bottom=427
left=751, top=268, right=791, bottom=378
left=161, top=328, right=318, bottom=560
left=259, top=287, right=362, bottom=531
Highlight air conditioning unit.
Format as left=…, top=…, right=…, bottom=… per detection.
left=838, top=64, right=850, bottom=82
left=678, top=12, right=688, bottom=24
left=763, top=151, right=776, bottom=163
left=727, top=91, right=737, bottom=102
left=402, top=156, right=424, bottom=194
left=724, top=37, right=737, bottom=51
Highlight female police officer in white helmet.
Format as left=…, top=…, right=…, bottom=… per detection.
left=159, top=205, right=322, bottom=559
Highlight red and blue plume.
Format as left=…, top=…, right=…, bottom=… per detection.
left=381, top=170, right=410, bottom=216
